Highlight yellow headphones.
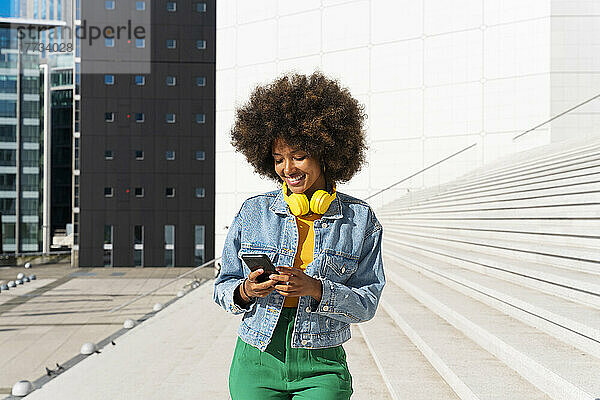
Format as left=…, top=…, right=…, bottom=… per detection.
left=282, top=167, right=336, bottom=216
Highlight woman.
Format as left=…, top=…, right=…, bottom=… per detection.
left=213, top=71, right=385, bottom=399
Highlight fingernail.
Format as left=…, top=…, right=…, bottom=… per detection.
left=269, top=274, right=276, bottom=279
left=257, top=268, right=263, bottom=273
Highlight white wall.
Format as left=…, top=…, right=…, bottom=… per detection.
left=214, top=0, right=600, bottom=257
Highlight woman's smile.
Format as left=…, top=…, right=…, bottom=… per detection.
left=272, top=138, right=326, bottom=198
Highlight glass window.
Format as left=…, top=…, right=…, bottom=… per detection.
left=104, top=225, right=113, bottom=267
left=135, top=187, right=144, bottom=197
left=135, top=113, right=144, bottom=123
left=195, top=151, right=205, bottom=160
left=135, top=38, right=145, bottom=48
left=195, top=2, right=206, bottom=12
left=104, top=74, right=114, bottom=85
left=134, top=225, right=144, bottom=244
left=196, top=113, right=205, bottom=124
left=166, top=113, right=176, bottom=123
left=166, top=151, right=175, bottom=160
left=134, top=225, right=144, bottom=266
left=196, top=40, right=206, bottom=49
left=195, top=187, right=205, bottom=198
left=166, top=39, right=177, bottom=49
left=104, top=187, right=113, bottom=197
left=135, top=75, right=145, bottom=85
left=136, top=1, right=145, bottom=10
left=105, top=37, right=114, bottom=47
left=105, top=0, right=115, bottom=10
left=166, top=187, right=175, bottom=197
left=196, top=76, right=206, bottom=86
left=105, top=112, right=114, bottom=122
left=105, top=150, right=113, bottom=159
left=166, top=76, right=176, bottom=86
left=165, top=225, right=175, bottom=245
left=135, top=150, right=144, bottom=159
left=165, top=224, right=175, bottom=267
left=167, top=2, right=176, bottom=11
left=194, top=225, right=205, bottom=265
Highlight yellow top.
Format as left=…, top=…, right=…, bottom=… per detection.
left=283, top=213, right=322, bottom=307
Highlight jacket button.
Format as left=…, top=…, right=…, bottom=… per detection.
left=322, top=222, right=328, bottom=228
left=305, top=306, right=311, bottom=313
left=301, top=340, right=308, bottom=345
left=322, top=305, right=329, bottom=311
left=341, top=267, right=346, bottom=273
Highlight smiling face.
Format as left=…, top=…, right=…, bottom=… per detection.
left=272, top=137, right=326, bottom=198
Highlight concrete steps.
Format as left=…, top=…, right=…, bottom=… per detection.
left=381, top=262, right=600, bottom=399
left=382, top=247, right=600, bottom=358
left=383, top=233, right=600, bottom=308
left=381, top=226, right=599, bottom=272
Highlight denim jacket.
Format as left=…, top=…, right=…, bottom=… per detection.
left=213, top=188, right=385, bottom=351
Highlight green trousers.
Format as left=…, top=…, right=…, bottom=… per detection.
left=229, top=307, right=353, bottom=399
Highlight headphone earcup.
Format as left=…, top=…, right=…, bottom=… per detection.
left=288, top=193, right=310, bottom=216
left=310, top=190, right=335, bottom=214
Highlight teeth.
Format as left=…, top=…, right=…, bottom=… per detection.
left=288, top=174, right=305, bottom=183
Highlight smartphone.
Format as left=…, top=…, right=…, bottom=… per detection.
left=240, top=254, right=278, bottom=283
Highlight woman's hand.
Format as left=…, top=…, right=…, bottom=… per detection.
left=240, top=269, right=277, bottom=302
left=270, top=266, right=322, bottom=302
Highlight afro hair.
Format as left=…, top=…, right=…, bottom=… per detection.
left=230, top=71, right=368, bottom=184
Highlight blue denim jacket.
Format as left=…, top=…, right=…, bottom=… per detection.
left=213, top=188, right=385, bottom=351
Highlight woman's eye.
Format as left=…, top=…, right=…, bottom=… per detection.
left=294, top=156, right=306, bottom=161
left=274, top=159, right=283, bottom=164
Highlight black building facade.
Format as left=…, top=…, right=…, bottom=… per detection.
left=74, top=0, right=215, bottom=267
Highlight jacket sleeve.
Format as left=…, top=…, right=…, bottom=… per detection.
left=311, top=220, right=385, bottom=324
left=212, top=205, right=256, bottom=314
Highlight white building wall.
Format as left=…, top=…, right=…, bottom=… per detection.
left=214, top=0, right=600, bottom=257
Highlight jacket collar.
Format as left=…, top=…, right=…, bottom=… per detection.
left=269, top=187, right=343, bottom=220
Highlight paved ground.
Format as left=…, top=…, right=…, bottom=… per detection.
left=0, top=263, right=214, bottom=396
left=8, top=279, right=389, bottom=400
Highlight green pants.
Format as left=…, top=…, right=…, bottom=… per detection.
left=229, top=307, right=353, bottom=399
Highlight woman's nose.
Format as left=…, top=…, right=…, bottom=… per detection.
left=283, top=159, right=295, bottom=175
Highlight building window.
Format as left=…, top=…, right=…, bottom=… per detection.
left=196, top=113, right=205, bottom=124
left=194, top=225, right=205, bottom=265
left=135, top=113, right=144, bottom=123
left=196, top=40, right=206, bottom=50
left=195, top=187, right=205, bottom=198
left=134, top=225, right=144, bottom=266
left=135, top=75, right=145, bottom=85
left=166, top=76, right=176, bottom=86
left=104, top=225, right=113, bottom=267
left=166, top=113, right=176, bottom=123
left=167, top=1, right=176, bottom=11
left=135, top=38, right=145, bottom=48
left=134, top=187, right=144, bottom=197
left=104, top=74, right=115, bottom=85
left=166, top=187, right=175, bottom=197
left=196, top=76, right=206, bottom=86
left=105, top=0, right=115, bottom=10
left=166, top=39, right=176, bottom=49
left=164, top=225, right=175, bottom=267
left=135, top=150, right=144, bottom=160
left=195, top=150, right=205, bottom=160
left=105, top=38, right=114, bottom=47
left=195, top=2, right=206, bottom=12
left=166, top=151, right=175, bottom=160
left=136, top=1, right=145, bottom=10
left=105, top=150, right=114, bottom=160
left=104, top=187, right=113, bottom=197
left=105, top=112, right=115, bottom=122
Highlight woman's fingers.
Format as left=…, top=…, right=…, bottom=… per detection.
left=248, top=268, right=264, bottom=281
left=269, top=274, right=289, bottom=282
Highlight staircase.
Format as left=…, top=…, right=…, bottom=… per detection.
left=361, top=136, right=600, bottom=399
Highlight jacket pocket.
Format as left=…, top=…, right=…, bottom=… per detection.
left=321, top=251, right=359, bottom=282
